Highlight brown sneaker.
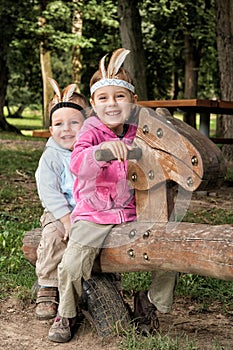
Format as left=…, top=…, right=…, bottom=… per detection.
left=48, top=313, right=76, bottom=343
left=133, top=290, right=160, bottom=335
left=35, top=287, right=58, bottom=320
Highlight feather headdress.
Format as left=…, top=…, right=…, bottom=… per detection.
left=90, top=48, right=135, bottom=96
left=48, top=77, right=77, bottom=102
left=48, top=77, right=84, bottom=124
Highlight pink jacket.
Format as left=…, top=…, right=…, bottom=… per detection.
left=70, top=116, right=137, bottom=224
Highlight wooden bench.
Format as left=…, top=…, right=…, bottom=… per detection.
left=138, top=99, right=233, bottom=144
left=32, top=130, right=50, bottom=138
left=23, top=107, right=233, bottom=281
left=32, top=99, right=233, bottom=143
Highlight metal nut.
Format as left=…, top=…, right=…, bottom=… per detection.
left=191, top=156, right=198, bottom=166
left=156, top=128, right=163, bottom=138
left=187, top=177, right=194, bottom=187
left=143, top=125, right=149, bottom=134
left=127, top=249, right=135, bottom=258
left=143, top=252, right=149, bottom=261
left=131, top=173, right=137, bottom=182
left=129, top=229, right=136, bottom=238
left=148, top=170, right=154, bottom=180
left=143, top=230, right=151, bottom=239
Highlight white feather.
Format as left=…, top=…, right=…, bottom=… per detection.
left=107, top=48, right=130, bottom=78
left=47, top=77, right=62, bottom=101
left=62, top=84, right=77, bottom=102
left=99, top=54, right=108, bottom=79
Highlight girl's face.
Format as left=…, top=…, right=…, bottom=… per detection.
left=49, top=108, right=84, bottom=150
left=91, top=85, right=137, bottom=134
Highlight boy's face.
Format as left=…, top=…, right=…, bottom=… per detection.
left=49, top=108, right=84, bottom=150
left=91, top=85, right=137, bottom=134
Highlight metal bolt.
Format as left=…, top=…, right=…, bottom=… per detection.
left=143, top=125, right=149, bottom=134
left=143, top=252, right=149, bottom=261
left=156, top=128, right=163, bottom=138
left=131, top=173, right=137, bottom=182
left=148, top=170, right=154, bottom=180
left=129, top=229, right=136, bottom=238
left=143, top=230, right=151, bottom=239
left=127, top=249, right=135, bottom=258
left=191, top=156, right=198, bottom=166
left=187, top=177, right=194, bottom=187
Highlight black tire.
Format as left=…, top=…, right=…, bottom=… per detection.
left=81, top=273, right=131, bottom=337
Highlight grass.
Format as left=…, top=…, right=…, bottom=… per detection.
left=119, top=329, right=197, bottom=350
left=0, top=133, right=43, bottom=299
left=0, top=110, right=232, bottom=349
left=5, top=106, right=43, bottom=136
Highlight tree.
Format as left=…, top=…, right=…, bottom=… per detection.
left=117, top=0, right=148, bottom=100
left=0, top=0, right=36, bottom=132
left=71, top=0, right=83, bottom=91
left=215, top=0, right=233, bottom=166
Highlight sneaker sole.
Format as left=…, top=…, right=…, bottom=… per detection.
left=35, top=312, right=57, bottom=320
left=48, top=333, right=71, bottom=343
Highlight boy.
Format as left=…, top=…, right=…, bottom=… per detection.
left=35, top=79, right=89, bottom=320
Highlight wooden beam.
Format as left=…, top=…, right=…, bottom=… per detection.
left=22, top=222, right=233, bottom=281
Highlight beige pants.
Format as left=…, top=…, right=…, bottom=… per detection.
left=36, top=211, right=67, bottom=287
left=149, top=270, right=179, bottom=313
left=57, top=220, right=178, bottom=318
left=58, top=220, right=114, bottom=318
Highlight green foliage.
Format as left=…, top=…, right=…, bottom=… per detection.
left=122, top=272, right=152, bottom=293
left=4, top=0, right=42, bottom=108
left=139, top=0, right=219, bottom=99
left=184, top=207, right=233, bottom=224
left=0, top=136, right=43, bottom=298
left=177, top=274, right=233, bottom=311
left=6, top=108, right=43, bottom=131
left=2, top=0, right=221, bottom=114
left=119, top=329, right=197, bottom=350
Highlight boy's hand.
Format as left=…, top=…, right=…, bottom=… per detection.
left=60, top=213, right=71, bottom=241
left=100, top=141, right=132, bottom=162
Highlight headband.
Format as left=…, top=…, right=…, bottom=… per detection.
left=90, top=78, right=135, bottom=95
left=49, top=102, right=84, bottom=125
left=90, top=48, right=135, bottom=96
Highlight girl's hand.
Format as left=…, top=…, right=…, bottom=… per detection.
left=100, top=141, right=132, bottom=161
left=60, top=213, right=71, bottom=241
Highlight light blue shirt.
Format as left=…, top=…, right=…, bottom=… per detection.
left=35, top=137, right=76, bottom=219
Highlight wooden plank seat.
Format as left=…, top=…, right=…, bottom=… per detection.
left=32, top=130, right=50, bottom=138
left=23, top=107, right=233, bottom=281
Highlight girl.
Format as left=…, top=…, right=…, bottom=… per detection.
left=48, top=48, right=144, bottom=343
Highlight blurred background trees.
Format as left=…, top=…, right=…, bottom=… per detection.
left=0, top=0, right=232, bottom=161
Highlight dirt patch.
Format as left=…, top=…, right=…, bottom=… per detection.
left=0, top=298, right=118, bottom=350
left=1, top=296, right=233, bottom=350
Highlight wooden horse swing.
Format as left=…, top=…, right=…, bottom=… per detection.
left=22, top=106, right=233, bottom=336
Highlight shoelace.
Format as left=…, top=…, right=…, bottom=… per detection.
left=54, top=316, right=69, bottom=329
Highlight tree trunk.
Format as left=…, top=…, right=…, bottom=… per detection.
left=40, top=40, right=54, bottom=129
left=38, top=1, right=54, bottom=129
left=71, top=0, right=82, bottom=92
left=183, top=33, right=199, bottom=128
left=215, top=0, right=233, bottom=166
left=118, top=0, right=148, bottom=100
left=0, top=48, right=21, bottom=133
